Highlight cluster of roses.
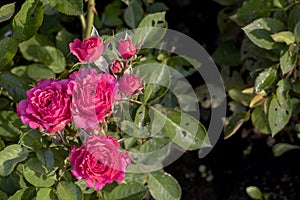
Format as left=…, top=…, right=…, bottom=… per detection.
left=17, top=35, right=142, bottom=190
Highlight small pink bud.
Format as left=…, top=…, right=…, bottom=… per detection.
left=117, top=39, right=136, bottom=59
left=110, top=60, right=123, bottom=74
left=119, top=74, right=142, bottom=95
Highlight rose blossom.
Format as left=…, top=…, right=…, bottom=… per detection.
left=117, top=39, right=136, bottom=59
left=69, top=36, right=104, bottom=63
left=119, top=74, right=142, bottom=95
left=17, top=78, right=72, bottom=134
left=70, top=134, right=130, bottom=190
left=68, top=69, right=117, bottom=132
left=110, top=60, right=123, bottom=74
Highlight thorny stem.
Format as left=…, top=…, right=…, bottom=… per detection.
left=85, top=0, right=95, bottom=39
left=80, top=14, right=86, bottom=38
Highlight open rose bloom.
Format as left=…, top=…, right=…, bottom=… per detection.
left=70, top=134, right=130, bottom=190
left=17, top=78, right=72, bottom=134
left=68, top=68, right=118, bottom=132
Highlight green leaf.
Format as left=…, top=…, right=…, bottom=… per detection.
left=0, top=72, right=28, bottom=102
left=133, top=12, right=167, bottom=48
left=151, top=107, right=210, bottom=150
left=0, top=3, right=15, bottom=23
left=140, top=64, right=170, bottom=103
left=36, top=149, right=54, bottom=171
left=246, top=186, right=263, bottom=200
left=0, top=189, right=8, bottom=200
left=273, top=0, right=285, bottom=8
left=19, top=37, right=66, bottom=73
left=20, top=129, right=46, bottom=150
left=0, top=37, right=19, bottom=70
left=8, top=187, right=36, bottom=200
left=294, top=21, right=300, bottom=43
left=224, top=112, right=250, bottom=139
left=212, top=40, right=241, bottom=66
left=124, top=0, right=144, bottom=28
left=56, top=29, right=76, bottom=56
left=271, top=31, right=295, bottom=45
left=23, top=158, right=56, bottom=188
left=0, top=144, right=29, bottom=176
left=12, top=0, right=44, bottom=41
left=276, top=78, right=291, bottom=105
left=137, top=138, right=169, bottom=170
left=101, top=2, right=123, bottom=27
left=272, top=143, right=300, bottom=157
left=228, top=88, right=254, bottom=106
left=292, top=79, right=300, bottom=94
left=0, top=111, right=22, bottom=141
left=0, top=138, right=4, bottom=151
left=47, top=0, right=83, bottom=16
left=149, top=2, right=169, bottom=13
left=242, top=18, right=286, bottom=50
left=268, top=96, right=292, bottom=136
left=56, top=181, right=82, bottom=200
left=254, top=66, right=277, bottom=93
left=280, top=46, right=297, bottom=74
left=11, top=64, right=56, bottom=82
left=110, top=182, right=147, bottom=200
left=287, top=5, right=300, bottom=31
left=236, top=0, right=272, bottom=25
left=148, top=171, right=181, bottom=200
left=36, top=188, right=52, bottom=200
left=251, top=106, right=271, bottom=134
left=0, top=171, right=27, bottom=195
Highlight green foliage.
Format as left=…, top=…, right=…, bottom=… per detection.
left=216, top=0, right=300, bottom=140
left=0, top=3, right=15, bottom=23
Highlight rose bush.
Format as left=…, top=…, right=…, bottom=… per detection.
left=0, top=0, right=209, bottom=199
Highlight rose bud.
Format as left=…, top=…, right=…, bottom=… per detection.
left=69, top=36, right=104, bottom=63
left=119, top=74, right=142, bottom=95
left=117, top=39, right=136, bottom=59
left=110, top=60, right=123, bottom=74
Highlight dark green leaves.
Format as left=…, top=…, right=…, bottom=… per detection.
left=0, top=111, right=23, bottom=141
left=0, top=37, right=19, bottom=70
left=148, top=171, right=181, bottom=200
left=110, top=182, right=147, bottom=200
left=0, top=145, right=29, bottom=176
left=12, top=0, right=44, bottom=41
left=56, top=181, right=82, bottom=200
left=133, top=12, right=167, bottom=48
left=0, top=72, right=28, bottom=102
left=124, top=0, right=144, bottom=28
left=242, top=18, right=286, bottom=50
left=47, top=0, right=83, bottom=16
left=151, top=107, right=209, bottom=150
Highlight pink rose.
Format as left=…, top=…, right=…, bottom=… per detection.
left=110, top=60, right=123, bottom=74
left=70, top=134, right=130, bottom=190
left=17, top=79, right=72, bottom=134
left=69, top=36, right=104, bottom=63
left=68, top=69, right=117, bottom=132
left=119, top=74, right=142, bottom=95
left=117, top=39, right=136, bottom=59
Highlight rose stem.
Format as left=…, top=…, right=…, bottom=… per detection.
left=85, top=0, right=95, bottom=39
